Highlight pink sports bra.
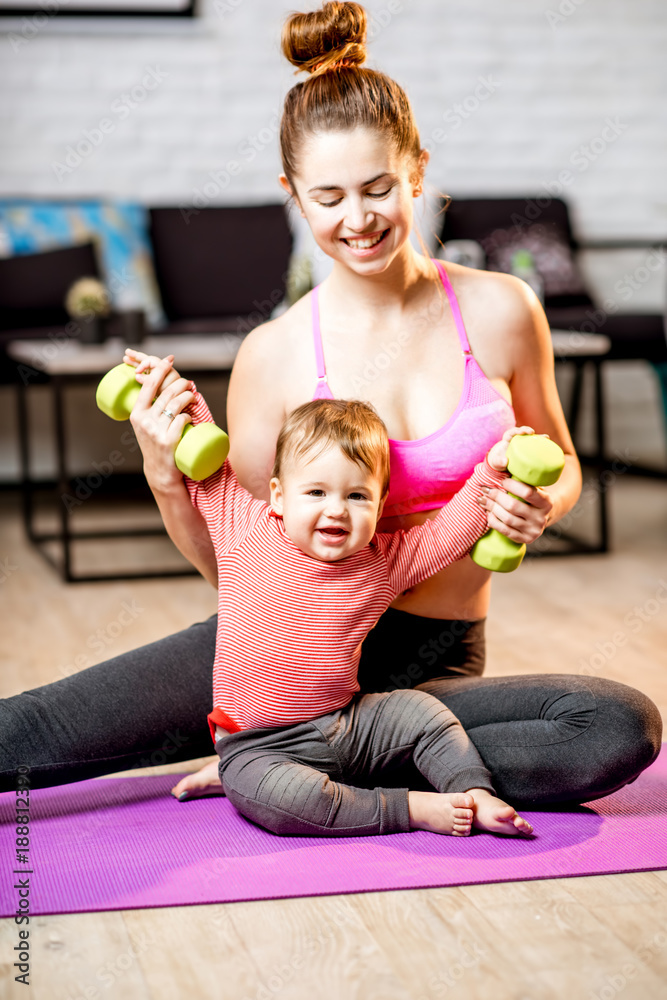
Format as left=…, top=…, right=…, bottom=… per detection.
left=311, top=258, right=516, bottom=518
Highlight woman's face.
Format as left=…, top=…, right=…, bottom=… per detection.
left=280, top=127, right=427, bottom=273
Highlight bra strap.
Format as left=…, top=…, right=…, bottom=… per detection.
left=311, top=285, right=328, bottom=380
left=311, top=285, right=333, bottom=398
left=434, top=259, right=472, bottom=355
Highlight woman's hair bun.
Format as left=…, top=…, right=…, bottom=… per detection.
left=281, top=2, right=367, bottom=76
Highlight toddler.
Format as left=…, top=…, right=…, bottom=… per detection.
left=125, top=349, right=534, bottom=839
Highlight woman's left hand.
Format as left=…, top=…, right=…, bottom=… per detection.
left=479, top=478, right=553, bottom=545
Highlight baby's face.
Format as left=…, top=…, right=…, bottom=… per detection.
left=269, top=444, right=386, bottom=562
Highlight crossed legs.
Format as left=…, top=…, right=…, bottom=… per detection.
left=213, top=690, right=533, bottom=837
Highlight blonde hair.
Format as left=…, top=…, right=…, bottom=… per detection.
left=272, top=398, right=390, bottom=497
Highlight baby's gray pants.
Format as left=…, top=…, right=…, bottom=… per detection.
left=215, top=688, right=495, bottom=837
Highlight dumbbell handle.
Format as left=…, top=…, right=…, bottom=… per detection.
left=96, top=363, right=229, bottom=482
left=470, top=434, right=565, bottom=573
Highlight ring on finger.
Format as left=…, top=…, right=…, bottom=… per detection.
left=162, top=407, right=175, bottom=421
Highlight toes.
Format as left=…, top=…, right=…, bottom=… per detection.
left=171, top=777, right=193, bottom=798
left=452, top=793, right=474, bottom=809
left=495, top=803, right=518, bottom=821
left=171, top=773, right=215, bottom=800
left=453, top=808, right=473, bottom=837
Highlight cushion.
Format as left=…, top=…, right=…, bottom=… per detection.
left=482, top=223, right=588, bottom=299
left=0, top=200, right=166, bottom=328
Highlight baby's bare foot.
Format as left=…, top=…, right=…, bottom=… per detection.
left=467, top=788, right=534, bottom=836
left=408, top=790, right=474, bottom=836
left=171, top=758, right=224, bottom=801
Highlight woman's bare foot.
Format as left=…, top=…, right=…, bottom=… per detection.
left=467, top=788, right=534, bottom=836
left=408, top=790, right=475, bottom=836
left=171, top=758, right=225, bottom=801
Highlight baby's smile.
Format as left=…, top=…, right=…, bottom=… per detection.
left=316, top=525, right=350, bottom=544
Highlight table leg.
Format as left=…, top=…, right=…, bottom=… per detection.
left=53, top=375, right=73, bottom=582
left=594, top=360, right=610, bottom=553
left=15, top=379, right=37, bottom=544
left=567, top=360, right=585, bottom=439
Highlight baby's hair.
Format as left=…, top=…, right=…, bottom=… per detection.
left=272, top=398, right=391, bottom=498
left=279, top=1, right=449, bottom=282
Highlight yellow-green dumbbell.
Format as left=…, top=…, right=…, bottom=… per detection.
left=96, top=363, right=229, bottom=481
left=471, top=434, right=565, bottom=573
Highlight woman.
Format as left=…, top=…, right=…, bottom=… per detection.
left=1, top=1, right=660, bottom=802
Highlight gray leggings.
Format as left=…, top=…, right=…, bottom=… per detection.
left=216, top=689, right=496, bottom=837
left=0, top=612, right=662, bottom=805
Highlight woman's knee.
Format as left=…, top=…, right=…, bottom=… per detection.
left=580, top=677, right=663, bottom=792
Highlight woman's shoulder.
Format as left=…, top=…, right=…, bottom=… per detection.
left=449, top=260, right=547, bottom=337
left=234, top=291, right=311, bottom=364
left=230, top=293, right=311, bottom=387
left=228, top=291, right=317, bottom=413
left=444, top=260, right=551, bottom=378
left=446, top=259, right=540, bottom=319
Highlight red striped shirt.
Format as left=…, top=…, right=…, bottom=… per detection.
left=185, top=390, right=507, bottom=741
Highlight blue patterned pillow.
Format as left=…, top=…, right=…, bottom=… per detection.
left=0, top=200, right=166, bottom=329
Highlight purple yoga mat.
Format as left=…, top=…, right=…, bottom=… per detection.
left=2, top=746, right=666, bottom=916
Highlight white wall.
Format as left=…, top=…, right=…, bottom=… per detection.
left=2, top=0, right=665, bottom=233
left=1, top=0, right=666, bottom=480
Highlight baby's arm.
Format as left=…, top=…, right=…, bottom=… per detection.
left=123, top=347, right=182, bottom=383
left=118, top=350, right=218, bottom=583
left=380, top=427, right=534, bottom=594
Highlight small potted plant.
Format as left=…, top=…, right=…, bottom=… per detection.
left=64, top=276, right=111, bottom=344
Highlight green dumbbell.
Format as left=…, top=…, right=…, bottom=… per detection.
left=471, top=434, right=565, bottom=573
left=96, top=363, right=229, bottom=481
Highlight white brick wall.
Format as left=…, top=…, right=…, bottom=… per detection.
left=1, top=0, right=665, bottom=235
left=1, top=0, right=666, bottom=481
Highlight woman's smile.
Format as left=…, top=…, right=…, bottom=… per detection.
left=340, top=228, right=391, bottom=255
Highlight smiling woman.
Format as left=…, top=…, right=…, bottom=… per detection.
left=278, top=3, right=434, bottom=271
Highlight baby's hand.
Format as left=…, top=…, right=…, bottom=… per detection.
left=123, top=348, right=182, bottom=388
left=487, top=426, right=536, bottom=472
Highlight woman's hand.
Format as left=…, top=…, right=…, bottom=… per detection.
left=122, top=349, right=197, bottom=493
left=483, top=426, right=554, bottom=545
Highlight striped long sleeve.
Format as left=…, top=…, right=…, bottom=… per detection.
left=375, top=460, right=508, bottom=596
left=182, top=388, right=266, bottom=553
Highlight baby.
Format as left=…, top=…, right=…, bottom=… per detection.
left=125, top=349, right=534, bottom=839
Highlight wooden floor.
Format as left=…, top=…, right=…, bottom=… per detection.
left=1, top=471, right=666, bottom=1000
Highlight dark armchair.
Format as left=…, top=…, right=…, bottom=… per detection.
left=0, top=241, right=101, bottom=383
left=437, top=196, right=667, bottom=473
left=148, top=204, right=293, bottom=335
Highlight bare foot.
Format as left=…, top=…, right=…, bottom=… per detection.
left=466, top=788, right=534, bottom=836
left=408, top=790, right=475, bottom=836
left=170, top=758, right=225, bottom=801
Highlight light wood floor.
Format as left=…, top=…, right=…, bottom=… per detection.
left=1, top=472, right=667, bottom=1000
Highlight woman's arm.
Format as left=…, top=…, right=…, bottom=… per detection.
left=150, top=482, right=219, bottom=587
left=473, top=275, right=582, bottom=542
left=124, top=351, right=219, bottom=587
